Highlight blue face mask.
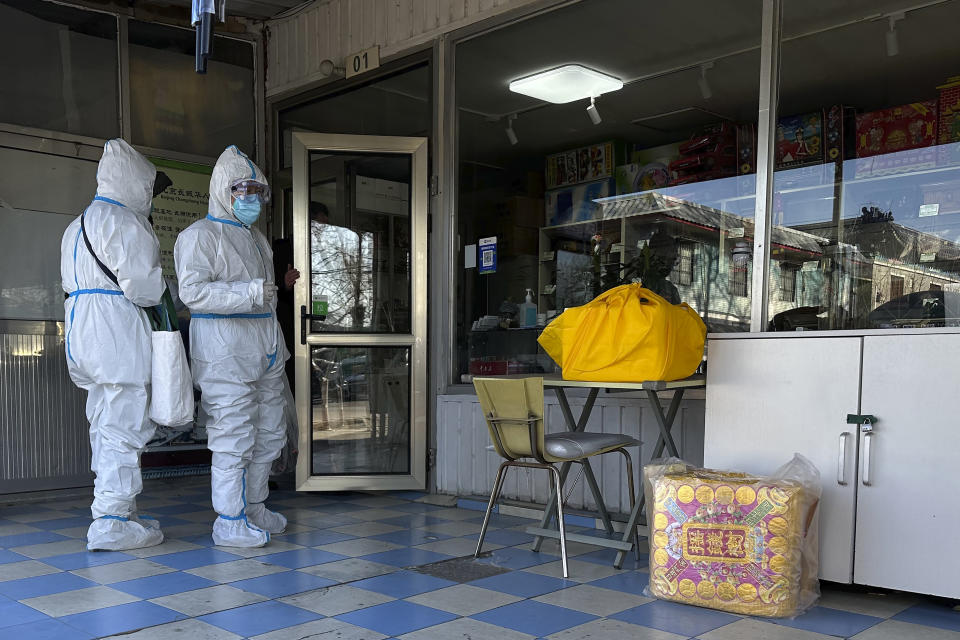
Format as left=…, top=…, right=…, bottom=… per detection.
left=232, top=195, right=261, bottom=226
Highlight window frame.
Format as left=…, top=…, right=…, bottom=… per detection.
left=780, top=264, right=797, bottom=303
left=674, top=241, right=696, bottom=287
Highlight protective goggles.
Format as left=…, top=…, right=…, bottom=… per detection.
left=230, top=179, right=271, bottom=203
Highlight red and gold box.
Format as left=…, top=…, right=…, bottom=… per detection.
left=854, top=101, right=937, bottom=177
left=855, top=101, right=937, bottom=157
left=937, top=77, right=960, bottom=165
left=938, top=77, right=960, bottom=144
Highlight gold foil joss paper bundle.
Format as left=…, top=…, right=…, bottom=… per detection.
left=645, top=455, right=821, bottom=617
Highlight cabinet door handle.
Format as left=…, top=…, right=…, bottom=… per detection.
left=838, top=432, right=850, bottom=485
left=861, top=431, right=874, bottom=486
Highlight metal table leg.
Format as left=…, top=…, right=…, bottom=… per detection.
left=613, top=388, right=685, bottom=568
left=531, top=386, right=602, bottom=552
left=581, top=459, right=615, bottom=534
left=646, top=388, right=684, bottom=458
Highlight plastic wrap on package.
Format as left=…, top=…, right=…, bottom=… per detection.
left=643, top=454, right=821, bottom=618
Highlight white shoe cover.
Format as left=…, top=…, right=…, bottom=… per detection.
left=212, top=515, right=270, bottom=548
left=87, top=514, right=164, bottom=551
left=246, top=503, right=287, bottom=534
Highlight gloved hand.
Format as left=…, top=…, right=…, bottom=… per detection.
left=263, top=282, right=278, bottom=305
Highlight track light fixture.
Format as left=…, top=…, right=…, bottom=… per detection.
left=886, top=12, right=904, bottom=57
left=586, top=96, right=602, bottom=125
left=505, top=114, right=518, bottom=145
left=698, top=62, right=714, bottom=100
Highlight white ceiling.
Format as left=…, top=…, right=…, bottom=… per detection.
left=454, top=0, right=960, bottom=163
left=278, top=0, right=960, bottom=165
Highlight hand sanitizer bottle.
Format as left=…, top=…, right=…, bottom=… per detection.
left=519, top=288, right=537, bottom=328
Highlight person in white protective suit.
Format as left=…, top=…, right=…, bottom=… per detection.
left=60, top=139, right=166, bottom=551
left=175, top=145, right=288, bottom=547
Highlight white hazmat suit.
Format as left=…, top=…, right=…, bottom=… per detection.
left=175, top=146, right=288, bottom=548
left=60, top=139, right=165, bottom=551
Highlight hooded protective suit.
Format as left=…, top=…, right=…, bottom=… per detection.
left=175, top=146, right=288, bottom=547
left=60, top=139, right=165, bottom=551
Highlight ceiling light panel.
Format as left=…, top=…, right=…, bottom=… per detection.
left=509, top=65, right=624, bottom=104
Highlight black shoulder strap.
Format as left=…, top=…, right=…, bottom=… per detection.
left=80, top=212, right=120, bottom=287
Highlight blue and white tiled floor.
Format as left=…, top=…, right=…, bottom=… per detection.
left=1, top=477, right=959, bottom=639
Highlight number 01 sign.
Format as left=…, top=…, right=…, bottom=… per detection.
left=345, top=46, right=380, bottom=79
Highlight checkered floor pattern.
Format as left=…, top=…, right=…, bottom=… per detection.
left=1, top=477, right=958, bottom=639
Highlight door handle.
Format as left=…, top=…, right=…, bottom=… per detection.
left=300, top=305, right=307, bottom=345
left=300, top=305, right=329, bottom=345
left=838, top=431, right=850, bottom=485
left=861, top=421, right=874, bottom=486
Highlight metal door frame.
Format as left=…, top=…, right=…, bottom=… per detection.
left=292, top=132, right=428, bottom=491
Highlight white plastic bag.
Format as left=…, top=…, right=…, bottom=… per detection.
left=149, top=330, right=194, bottom=426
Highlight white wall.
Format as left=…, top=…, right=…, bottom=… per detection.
left=266, top=0, right=548, bottom=97
left=436, top=391, right=706, bottom=514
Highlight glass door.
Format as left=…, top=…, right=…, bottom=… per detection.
left=292, top=133, right=427, bottom=491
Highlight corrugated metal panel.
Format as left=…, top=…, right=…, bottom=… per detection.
left=1, top=329, right=92, bottom=493
left=266, top=0, right=546, bottom=96
left=436, top=392, right=705, bottom=516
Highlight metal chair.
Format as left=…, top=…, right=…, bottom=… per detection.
left=472, top=376, right=641, bottom=577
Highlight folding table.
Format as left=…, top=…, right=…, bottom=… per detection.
left=521, top=374, right=706, bottom=568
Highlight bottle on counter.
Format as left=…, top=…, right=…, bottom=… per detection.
left=519, top=288, right=537, bottom=328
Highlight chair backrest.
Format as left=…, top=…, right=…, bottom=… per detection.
left=473, top=377, right=545, bottom=461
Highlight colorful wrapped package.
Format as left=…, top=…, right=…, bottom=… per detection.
left=645, top=455, right=821, bottom=618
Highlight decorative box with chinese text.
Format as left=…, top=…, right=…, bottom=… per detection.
left=646, top=456, right=821, bottom=617
left=854, top=101, right=937, bottom=177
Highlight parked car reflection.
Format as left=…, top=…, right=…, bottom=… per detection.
left=769, top=306, right=822, bottom=331
left=867, top=290, right=960, bottom=328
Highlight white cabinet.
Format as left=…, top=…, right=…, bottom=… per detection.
left=855, top=335, right=960, bottom=596
left=704, top=333, right=960, bottom=598
left=703, top=337, right=862, bottom=584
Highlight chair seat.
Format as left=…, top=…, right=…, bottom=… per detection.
left=544, top=432, right=639, bottom=461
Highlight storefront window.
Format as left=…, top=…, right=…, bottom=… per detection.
left=129, top=21, right=255, bottom=158
left=455, top=0, right=762, bottom=380
left=0, top=0, right=119, bottom=139
left=769, top=0, right=960, bottom=331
